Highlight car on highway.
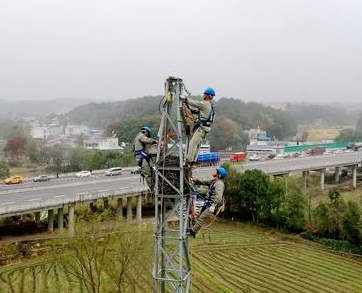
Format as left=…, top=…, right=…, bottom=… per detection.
left=274, top=154, right=284, bottom=160
left=33, top=175, right=50, bottom=182
left=130, top=167, right=141, bottom=175
left=267, top=153, right=276, bottom=159
left=75, top=171, right=92, bottom=178
left=249, top=154, right=260, bottom=162
left=4, top=175, right=23, bottom=185
left=105, top=167, right=122, bottom=176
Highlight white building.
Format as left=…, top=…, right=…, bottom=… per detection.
left=84, top=137, right=124, bottom=153
left=246, top=127, right=267, bottom=140
left=65, top=124, right=89, bottom=136
left=31, top=124, right=63, bottom=139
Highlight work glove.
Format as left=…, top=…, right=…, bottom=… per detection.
left=209, top=204, right=216, bottom=214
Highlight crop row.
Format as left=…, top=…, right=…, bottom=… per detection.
left=242, top=246, right=361, bottom=289
left=191, top=243, right=362, bottom=293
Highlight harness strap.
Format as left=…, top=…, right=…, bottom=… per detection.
left=197, top=103, right=215, bottom=127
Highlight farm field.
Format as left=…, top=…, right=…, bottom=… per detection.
left=305, top=127, right=342, bottom=142
left=1, top=222, right=362, bottom=292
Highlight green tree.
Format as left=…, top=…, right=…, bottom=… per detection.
left=69, top=148, right=90, bottom=171
left=267, top=179, right=286, bottom=228
left=313, top=188, right=349, bottom=239
left=50, top=144, right=66, bottom=172
left=210, top=116, right=249, bottom=151
left=239, top=170, right=269, bottom=222
left=283, top=178, right=306, bottom=231
left=342, top=201, right=362, bottom=245
left=335, top=128, right=362, bottom=142
left=0, top=161, right=10, bottom=179
left=314, top=202, right=332, bottom=237
left=327, top=188, right=346, bottom=239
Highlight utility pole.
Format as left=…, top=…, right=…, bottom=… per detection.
left=153, top=77, right=191, bottom=293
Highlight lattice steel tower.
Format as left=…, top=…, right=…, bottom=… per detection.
left=153, top=77, right=191, bottom=293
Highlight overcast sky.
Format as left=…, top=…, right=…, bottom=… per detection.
left=0, top=0, right=361, bottom=102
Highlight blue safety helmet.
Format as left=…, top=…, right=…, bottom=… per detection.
left=217, top=167, right=228, bottom=179
left=204, top=87, right=216, bottom=97
left=141, top=126, right=152, bottom=136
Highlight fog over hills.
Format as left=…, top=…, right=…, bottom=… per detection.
left=0, top=99, right=96, bottom=118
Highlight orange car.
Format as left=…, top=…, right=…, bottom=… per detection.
left=4, top=175, right=23, bottom=185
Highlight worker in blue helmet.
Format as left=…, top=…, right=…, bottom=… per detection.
left=189, top=167, right=227, bottom=237
left=181, top=87, right=216, bottom=166
left=133, top=126, right=158, bottom=191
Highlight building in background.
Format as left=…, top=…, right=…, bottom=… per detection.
left=246, top=127, right=267, bottom=141
left=65, top=124, right=90, bottom=136
left=84, top=136, right=124, bottom=154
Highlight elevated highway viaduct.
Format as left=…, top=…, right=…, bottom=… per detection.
left=0, top=152, right=361, bottom=236
left=238, top=152, right=362, bottom=190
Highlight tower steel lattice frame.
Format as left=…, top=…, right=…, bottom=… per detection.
left=153, top=77, right=191, bottom=293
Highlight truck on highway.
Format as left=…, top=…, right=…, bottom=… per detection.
left=197, top=152, right=220, bottom=166
left=347, top=143, right=362, bottom=151
left=309, top=146, right=326, bottom=156
left=230, top=152, right=247, bottom=163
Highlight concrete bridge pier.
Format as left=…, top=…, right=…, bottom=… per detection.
left=137, top=194, right=142, bottom=224
left=117, top=198, right=123, bottom=220
left=48, top=209, right=54, bottom=232
left=302, top=171, right=309, bottom=188
left=127, top=197, right=133, bottom=222
left=68, top=204, right=75, bottom=237
left=320, top=169, right=326, bottom=190
left=35, top=212, right=41, bottom=224
left=57, top=207, right=64, bottom=233
left=352, top=165, right=357, bottom=188
left=335, top=166, right=340, bottom=183
left=90, top=201, right=97, bottom=213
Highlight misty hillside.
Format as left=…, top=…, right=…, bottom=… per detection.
left=0, top=99, right=94, bottom=119
left=62, top=96, right=297, bottom=139
left=60, top=96, right=162, bottom=128
left=285, top=103, right=359, bottom=126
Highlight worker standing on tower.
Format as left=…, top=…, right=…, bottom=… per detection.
left=182, top=87, right=216, bottom=166
left=189, top=167, right=227, bottom=237
left=133, top=126, right=157, bottom=191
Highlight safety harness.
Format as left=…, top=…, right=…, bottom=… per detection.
left=192, top=103, right=215, bottom=132
left=133, top=134, right=151, bottom=169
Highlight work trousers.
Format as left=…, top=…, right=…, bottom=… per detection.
left=190, top=207, right=212, bottom=234
left=141, top=159, right=154, bottom=192
left=187, top=127, right=206, bottom=163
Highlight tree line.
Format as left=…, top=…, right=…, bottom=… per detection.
left=103, top=97, right=297, bottom=151
left=0, top=135, right=135, bottom=178
left=223, top=166, right=362, bottom=253
left=336, top=112, right=362, bottom=142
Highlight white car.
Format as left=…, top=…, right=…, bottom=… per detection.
left=76, top=171, right=91, bottom=178
left=274, top=154, right=284, bottom=160
left=249, top=155, right=260, bottom=162
left=105, top=167, right=122, bottom=176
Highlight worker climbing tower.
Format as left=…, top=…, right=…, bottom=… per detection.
left=153, top=77, right=191, bottom=293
